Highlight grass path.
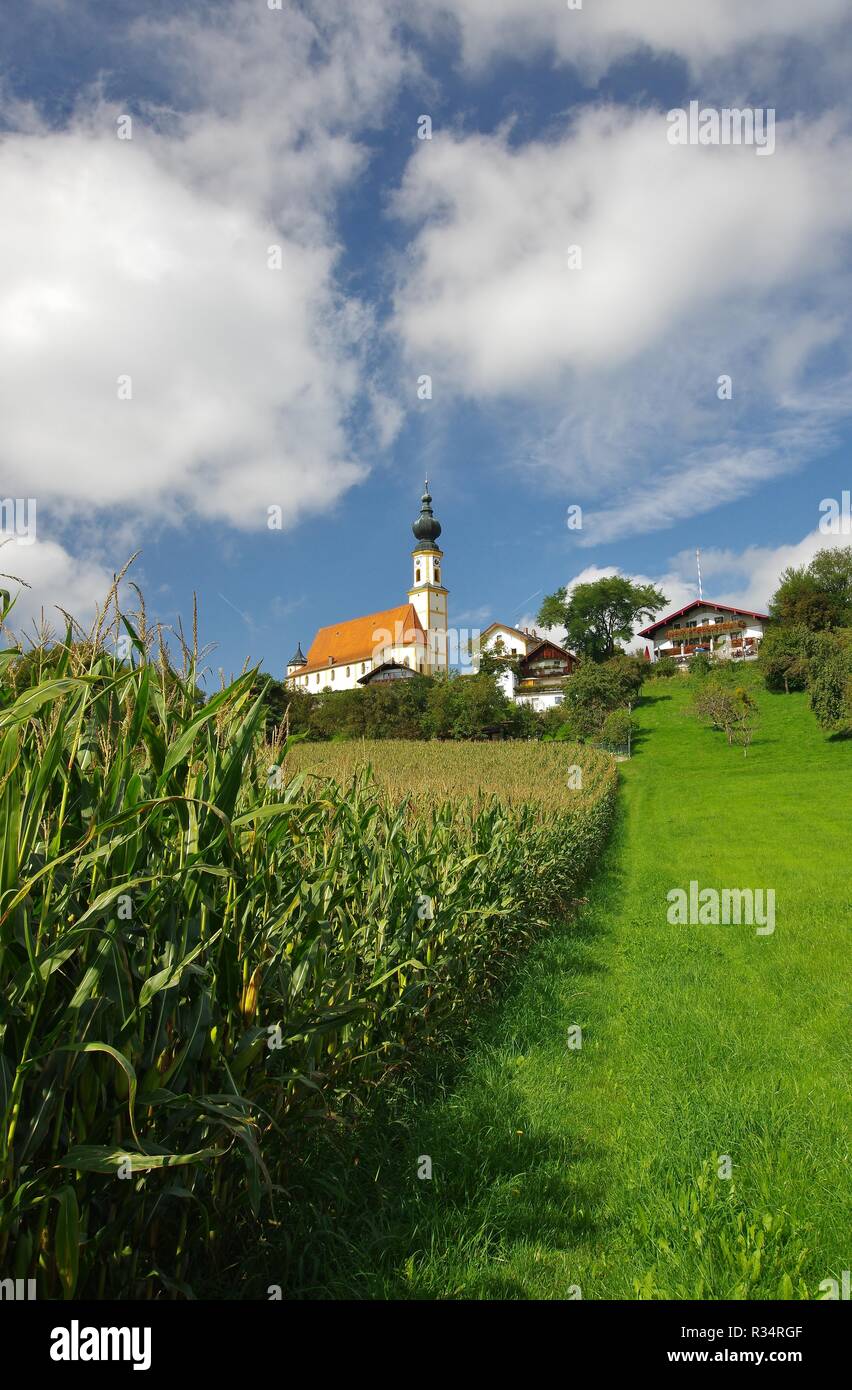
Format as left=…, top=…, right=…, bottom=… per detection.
left=307, top=677, right=850, bottom=1299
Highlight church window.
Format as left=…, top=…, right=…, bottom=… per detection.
left=416, top=568, right=421, bottom=583
left=435, top=567, right=440, bottom=583
left=346, top=666, right=350, bottom=676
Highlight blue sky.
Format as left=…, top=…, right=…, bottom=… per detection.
left=2, top=0, right=851, bottom=680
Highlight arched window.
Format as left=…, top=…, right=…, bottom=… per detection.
left=435, top=567, right=440, bottom=583
left=345, top=666, right=350, bottom=677
left=415, top=568, right=421, bottom=583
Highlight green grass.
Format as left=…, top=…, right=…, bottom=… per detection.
left=277, top=674, right=851, bottom=1299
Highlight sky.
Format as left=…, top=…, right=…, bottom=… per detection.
left=2, top=0, right=852, bottom=679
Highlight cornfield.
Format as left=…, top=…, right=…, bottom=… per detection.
left=0, top=586, right=617, bottom=1299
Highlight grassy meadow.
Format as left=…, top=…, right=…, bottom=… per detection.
left=275, top=672, right=850, bottom=1299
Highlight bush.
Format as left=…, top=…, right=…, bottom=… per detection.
left=423, top=671, right=520, bottom=740
left=599, top=707, right=637, bottom=752
left=688, top=651, right=713, bottom=678
left=758, top=624, right=814, bottom=694
left=650, top=656, right=679, bottom=678
left=563, top=660, right=637, bottom=737
left=708, top=657, right=738, bottom=681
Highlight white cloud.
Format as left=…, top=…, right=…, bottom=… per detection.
left=0, top=533, right=114, bottom=637
left=393, top=111, right=852, bottom=392
left=669, top=528, right=852, bottom=614
left=577, top=446, right=795, bottom=546
left=0, top=1, right=412, bottom=539
left=425, top=0, right=850, bottom=76
left=392, top=110, right=852, bottom=539
left=3, top=0, right=852, bottom=632
left=0, top=128, right=373, bottom=529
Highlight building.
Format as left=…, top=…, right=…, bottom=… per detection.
left=286, top=485, right=450, bottom=692
left=638, top=600, right=771, bottom=665
left=473, top=622, right=579, bottom=712
left=358, top=661, right=418, bottom=686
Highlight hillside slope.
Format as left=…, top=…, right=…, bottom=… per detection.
left=315, top=676, right=851, bottom=1299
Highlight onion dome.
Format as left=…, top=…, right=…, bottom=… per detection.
left=412, top=481, right=442, bottom=550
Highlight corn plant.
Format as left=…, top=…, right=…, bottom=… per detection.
left=0, top=584, right=617, bottom=1298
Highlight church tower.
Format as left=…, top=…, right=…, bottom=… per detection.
left=408, top=482, right=449, bottom=675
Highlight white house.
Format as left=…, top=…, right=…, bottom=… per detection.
left=473, top=622, right=579, bottom=712
left=638, top=600, right=771, bottom=665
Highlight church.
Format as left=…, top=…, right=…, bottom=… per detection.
left=285, top=485, right=450, bottom=692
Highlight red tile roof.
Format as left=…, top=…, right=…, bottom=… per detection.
left=298, top=604, right=425, bottom=676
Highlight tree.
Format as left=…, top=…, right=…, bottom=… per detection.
left=562, top=661, right=632, bottom=738
left=808, top=631, right=852, bottom=734
left=691, top=681, right=759, bottom=753
left=476, top=638, right=521, bottom=681
left=604, top=653, right=646, bottom=706
left=691, top=680, right=737, bottom=732
left=728, top=687, right=759, bottom=756
left=808, top=547, right=852, bottom=627
left=450, top=672, right=514, bottom=739
left=538, top=577, right=667, bottom=663
left=769, top=568, right=835, bottom=630
left=757, top=625, right=814, bottom=693
left=769, top=549, right=852, bottom=631
left=423, top=671, right=520, bottom=740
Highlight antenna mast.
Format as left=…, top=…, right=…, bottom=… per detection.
left=696, top=548, right=703, bottom=603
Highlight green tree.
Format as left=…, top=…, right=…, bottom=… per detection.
left=422, top=671, right=528, bottom=740
left=808, top=547, right=852, bottom=626
left=562, top=662, right=632, bottom=738
left=729, top=687, right=759, bottom=756
left=808, top=631, right=852, bottom=733
left=451, top=673, right=511, bottom=739
left=423, top=674, right=459, bottom=739
left=604, top=653, right=646, bottom=705
left=538, top=576, right=667, bottom=663
left=769, top=549, right=852, bottom=631
left=757, top=625, right=814, bottom=694
left=691, top=681, right=759, bottom=753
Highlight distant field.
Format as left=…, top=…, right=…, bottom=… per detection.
left=287, top=673, right=852, bottom=1300
left=286, top=738, right=614, bottom=812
